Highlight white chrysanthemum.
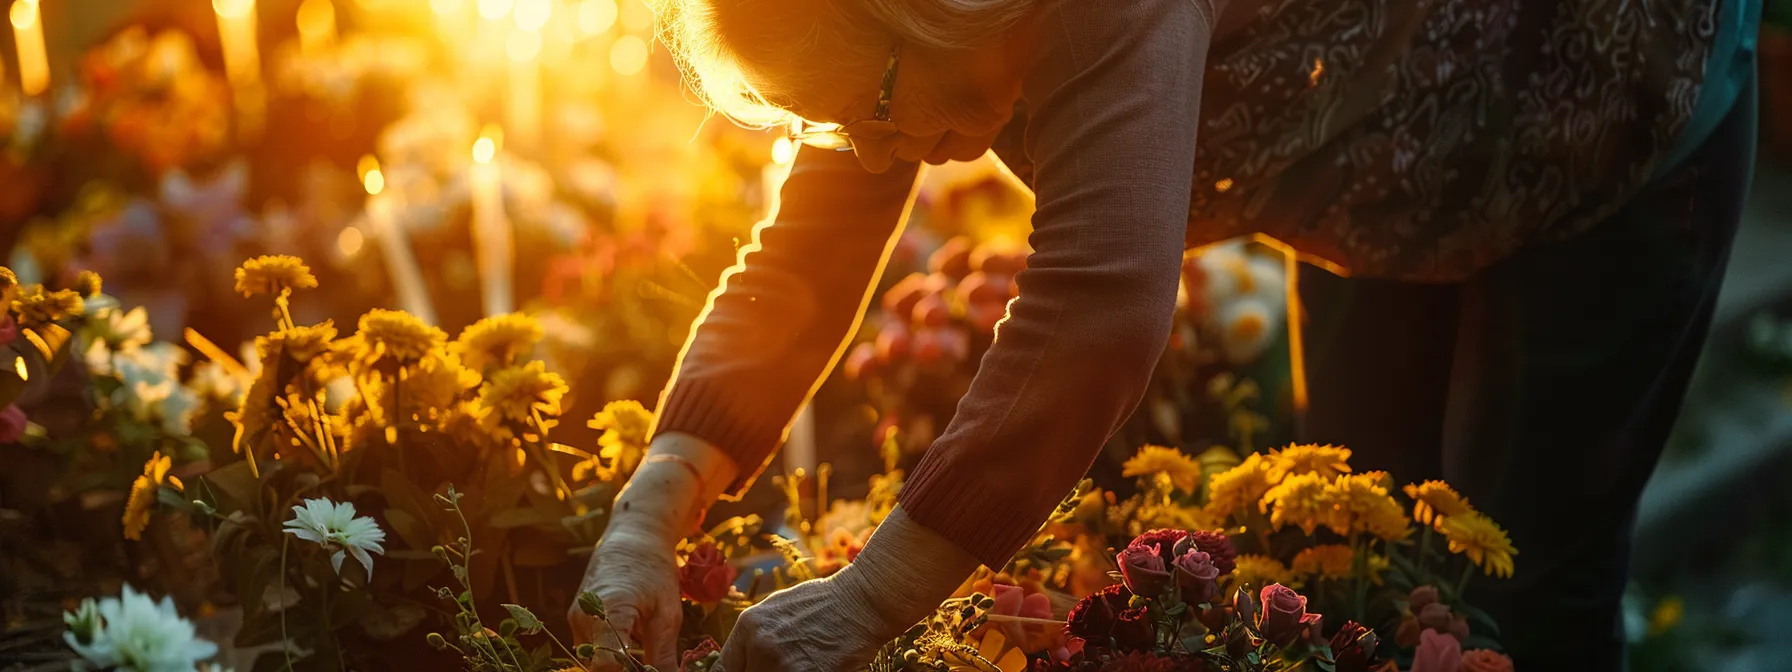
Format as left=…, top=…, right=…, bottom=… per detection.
left=282, top=498, right=388, bottom=578
left=86, top=306, right=154, bottom=350
left=1217, top=297, right=1278, bottom=365
left=63, top=584, right=219, bottom=672
left=1242, top=256, right=1287, bottom=307
left=158, top=385, right=201, bottom=436
left=187, top=360, right=245, bottom=406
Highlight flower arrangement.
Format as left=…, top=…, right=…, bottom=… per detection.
left=90, top=254, right=659, bottom=669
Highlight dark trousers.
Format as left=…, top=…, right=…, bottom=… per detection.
left=1297, top=78, right=1757, bottom=670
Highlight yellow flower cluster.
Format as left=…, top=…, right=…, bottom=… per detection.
left=454, top=313, right=544, bottom=374
left=234, top=255, right=318, bottom=297
left=357, top=309, right=447, bottom=365
left=13, top=285, right=85, bottom=327
left=1265, top=443, right=1352, bottom=482
left=1404, top=480, right=1472, bottom=528
left=1232, top=554, right=1295, bottom=589
left=1290, top=544, right=1354, bottom=579
left=261, top=321, right=338, bottom=364
left=1121, top=444, right=1204, bottom=493
left=123, top=452, right=182, bottom=541
left=584, top=399, right=653, bottom=480
left=1205, top=452, right=1275, bottom=521
left=477, top=361, right=569, bottom=441
left=1441, top=511, right=1518, bottom=578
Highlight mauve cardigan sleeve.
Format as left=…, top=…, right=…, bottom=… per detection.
left=652, top=149, right=921, bottom=496
left=654, top=0, right=1209, bottom=568
left=895, top=0, right=1209, bottom=568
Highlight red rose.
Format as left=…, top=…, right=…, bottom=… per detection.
left=0, top=405, right=27, bottom=444
left=1257, top=584, right=1319, bottom=647
left=1411, top=629, right=1463, bottom=672
left=1329, top=620, right=1378, bottom=672
left=1128, top=530, right=1190, bottom=562
left=1118, top=544, right=1173, bottom=597
left=1173, top=550, right=1220, bottom=605
left=1174, top=530, right=1238, bottom=574
left=1459, top=649, right=1515, bottom=672
left=1111, top=606, right=1157, bottom=652
left=677, top=541, right=737, bottom=604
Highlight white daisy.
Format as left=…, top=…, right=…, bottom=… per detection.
left=1217, top=297, right=1279, bottom=365
left=282, top=498, right=388, bottom=579
left=63, top=584, right=219, bottom=672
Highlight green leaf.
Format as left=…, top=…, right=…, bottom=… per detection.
left=503, top=604, right=543, bottom=634
left=201, top=460, right=262, bottom=517
left=1460, top=602, right=1503, bottom=637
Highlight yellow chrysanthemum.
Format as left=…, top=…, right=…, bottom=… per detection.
left=13, top=285, right=85, bottom=327
left=1122, top=444, right=1204, bottom=493
left=1441, top=511, right=1517, bottom=578
left=1320, top=473, right=1412, bottom=542
left=478, top=361, right=568, bottom=427
left=454, top=313, right=544, bottom=373
left=123, top=451, right=182, bottom=541
left=1290, top=544, right=1355, bottom=579
left=587, top=399, right=653, bottom=479
left=234, top=255, right=318, bottom=297
left=1230, top=554, right=1294, bottom=589
left=1205, top=452, right=1275, bottom=521
left=1267, top=443, right=1353, bottom=482
left=1262, top=472, right=1331, bottom=535
left=402, top=352, right=480, bottom=418
left=0, top=267, right=16, bottom=289
left=357, top=309, right=446, bottom=365
left=74, top=270, right=103, bottom=298
left=1367, top=553, right=1391, bottom=585
left=1404, top=480, right=1473, bottom=528
left=261, top=321, right=338, bottom=364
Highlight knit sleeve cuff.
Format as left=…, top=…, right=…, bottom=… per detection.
left=895, top=450, right=1045, bottom=571
left=652, top=377, right=791, bottom=499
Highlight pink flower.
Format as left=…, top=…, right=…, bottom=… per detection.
left=1412, top=629, right=1463, bottom=672
left=974, top=582, right=1056, bottom=652
left=1118, top=544, right=1173, bottom=597
left=1174, top=550, right=1220, bottom=605
left=0, top=315, right=16, bottom=346
left=1257, top=584, right=1321, bottom=647
left=0, top=405, right=27, bottom=444
left=1459, top=649, right=1515, bottom=672
left=677, top=541, right=737, bottom=604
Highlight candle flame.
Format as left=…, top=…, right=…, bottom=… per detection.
left=514, top=0, right=550, bottom=31
left=610, top=34, right=648, bottom=76
left=213, top=0, right=255, bottom=19
left=476, top=0, right=513, bottom=20
left=9, top=0, right=35, bottom=30
left=578, top=0, right=617, bottom=35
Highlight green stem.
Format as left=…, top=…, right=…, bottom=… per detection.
left=392, top=372, right=407, bottom=474
left=542, top=628, right=582, bottom=665
left=530, top=409, right=575, bottom=503
left=1416, top=525, right=1433, bottom=576
left=1454, top=562, right=1476, bottom=601
left=1350, top=534, right=1368, bottom=623
left=280, top=535, right=293, bottom=672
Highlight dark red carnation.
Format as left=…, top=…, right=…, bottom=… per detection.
left=1067, top=585, right=1132, bottom=642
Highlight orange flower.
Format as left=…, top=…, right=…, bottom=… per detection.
left=1460, top=650, right=1514, bottom=672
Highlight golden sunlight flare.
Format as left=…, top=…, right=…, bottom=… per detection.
left=296, top=0, right=337, bottom=55
left=513, top=0, right=550, bottom=31
left=579, top=0, right=617, bottom=35
left=771, top=137, right=796, bottom=165
left=610, top=34, right=648, bottom=76
left=358, top=155, right=385, bottom=195
left=9, top=0, right=47, bottom=96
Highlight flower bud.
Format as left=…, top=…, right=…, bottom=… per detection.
left=577, top=590, right=605, bottom=617
left=576, top=643, right=595, bottom=659
left=426, top=632, right=448, bottom=650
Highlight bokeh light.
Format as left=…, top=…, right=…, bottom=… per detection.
left=9, top=0, right=37, bottom=30
left=476, top=0, right=513, bottom=20
left=771, top=137, right=795, bottom=165
left=337, top=227, right=365, bottom=257
left=578, top=0, right=617, bottom=35
left=610, top=34, right=647, bottom=76
left=507, top=29, right=542, bottom=61
left=618, top=0, right=652, bottom=33
left=211, top=0, right=254, bottom=19
left=513, top=0, right=550, bottom=31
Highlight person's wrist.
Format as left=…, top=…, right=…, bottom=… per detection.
left=827, top=507, right=981, bottom=637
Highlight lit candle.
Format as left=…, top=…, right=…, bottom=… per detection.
left=360, top=156, right=438, bottom=325
left=505, top=23, right=543, bottom=152
left=469, top=129, right=514, bottom=316
left=213, top=0, right=261, bottom=88
left=295, top=0, right=336, bottom=57
left=9, top=0, right=48, bottom=97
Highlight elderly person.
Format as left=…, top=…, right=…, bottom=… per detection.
left=571, top=0, right=1761, bottom=669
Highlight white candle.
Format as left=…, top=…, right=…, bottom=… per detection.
left=361, top=156, right=438, bottom=324
left=505, top=28, right=542, bottom=152
left=213, top=0, right=261, bottom=88
left=469, top=130, right=515, bottom=316
left=9, top=0, right=47, bottom=97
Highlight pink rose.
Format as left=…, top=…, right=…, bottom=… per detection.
left=1173, top=550, right=1220, bottom=605
left=0, top=405, right=27, bottom=444
left=1257, top=584, right=1320, bottom=647
left=0, top=315, right=16, bottom=346
left=1412, top=629, right=1463, bottom=672
left=677, top=541, right=737, bottom=604
left=1118, top=544, right=1173, bottom=597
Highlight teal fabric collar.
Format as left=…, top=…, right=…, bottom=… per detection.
left=1657, top=0, right=1762, bottom=177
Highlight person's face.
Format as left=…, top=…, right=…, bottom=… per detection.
left=780, top=38, right=1026, bottom=173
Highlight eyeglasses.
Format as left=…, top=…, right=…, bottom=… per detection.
left=787, top=45, right=901, bottom=152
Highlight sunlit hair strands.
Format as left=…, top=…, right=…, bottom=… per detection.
left=649, top=0, right=1035, bottom=128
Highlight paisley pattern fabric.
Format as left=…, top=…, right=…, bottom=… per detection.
left=992, top=0, right=1720, bottom=282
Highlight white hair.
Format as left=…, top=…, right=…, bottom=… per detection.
left=651, top=0, right=1035, bottom=129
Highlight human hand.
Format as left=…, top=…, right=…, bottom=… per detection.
left=569, top=520, right=683, bottom=671
left=718, top=506, right=980, bottom=672
left=570, top=432, right=740, bottom=671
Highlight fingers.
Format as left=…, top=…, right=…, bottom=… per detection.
left=643, top=594, right=683, bottom=672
